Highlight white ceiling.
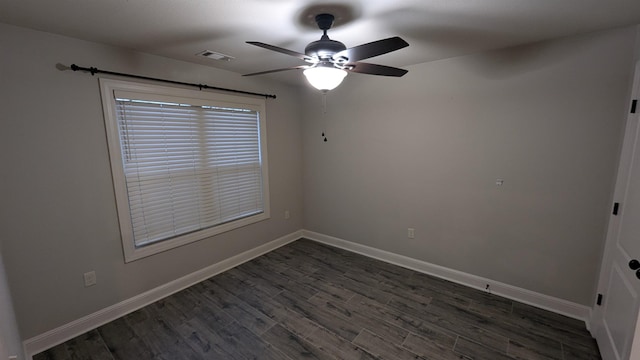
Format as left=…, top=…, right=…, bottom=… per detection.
left=2, top=0, right=640, bottom=85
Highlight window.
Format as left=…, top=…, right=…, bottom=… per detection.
left=100, top=79, right=270, bottom=262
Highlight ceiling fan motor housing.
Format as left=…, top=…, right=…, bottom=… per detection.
left=305, top=38, right=346, bottom=60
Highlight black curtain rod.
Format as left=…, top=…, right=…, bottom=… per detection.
left=70, top=64, right=277, bottom=99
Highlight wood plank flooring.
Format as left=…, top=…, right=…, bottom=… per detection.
left=34, top=239, right=601, bottom=359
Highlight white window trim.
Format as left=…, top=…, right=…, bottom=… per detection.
left=100, top=78, right=270, bottom=262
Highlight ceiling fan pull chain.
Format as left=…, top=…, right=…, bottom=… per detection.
left=322, top=92, right=327, bottom=114
left=322, top=93, right=328, bottom=142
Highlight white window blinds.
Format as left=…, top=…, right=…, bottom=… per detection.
left=113, top=91, right=265, bottom=248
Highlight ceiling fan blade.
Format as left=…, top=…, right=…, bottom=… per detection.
left=347, top=62, right=408, bottom=77
left=243, top=65, right=309, bottom=77
left=333, top=37, right=409, bottom=63
left=246, top=41, right=311, bottom=61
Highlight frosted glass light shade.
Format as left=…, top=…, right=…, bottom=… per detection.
left=303, top=67, right=348, bottom=91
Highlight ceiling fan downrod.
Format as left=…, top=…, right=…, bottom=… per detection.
left=304, top=13, right=347, bottom=60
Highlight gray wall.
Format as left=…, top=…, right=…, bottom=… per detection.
left=302, top=27, right=637, bottom=306
left=0, top=23, right=304, bottom=339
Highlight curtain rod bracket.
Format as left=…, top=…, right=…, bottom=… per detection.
left=69, top=63, right=277, bottom=99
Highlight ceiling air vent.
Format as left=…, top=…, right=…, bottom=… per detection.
left=196, top=50, right=235, bottom=61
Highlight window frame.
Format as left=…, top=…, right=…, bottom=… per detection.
left=100, top=79, right=270, bottom=262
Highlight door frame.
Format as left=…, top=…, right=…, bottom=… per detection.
left=592, top=60, right=640, bottom=360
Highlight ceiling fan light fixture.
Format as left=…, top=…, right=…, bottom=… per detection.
left=303, top=66, right=347, bottom=91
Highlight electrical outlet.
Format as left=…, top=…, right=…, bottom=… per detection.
left=84, top=271, right=97, bottom=287
left=408, top=228, right=415, bottom=239
left=9, top=356, right=18, bottom=360
left=284, top=210, right=290, bottom=219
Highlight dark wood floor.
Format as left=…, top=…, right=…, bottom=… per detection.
left=34, top=239, right=601, bottom=360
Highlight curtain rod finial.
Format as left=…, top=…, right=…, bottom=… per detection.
left=55, top=63, right=71, bottom=71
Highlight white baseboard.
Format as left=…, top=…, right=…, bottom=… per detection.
left=302, top=229, right=592, bottom=324
left=23, top=230, right=302, bottom=359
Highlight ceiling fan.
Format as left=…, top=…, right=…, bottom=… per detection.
left=244, top=13, right=409, bottom=91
